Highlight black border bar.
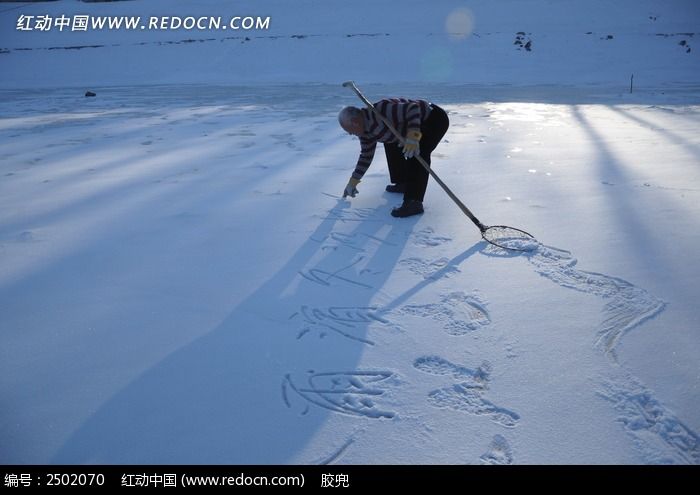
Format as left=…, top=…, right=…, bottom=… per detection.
left=1, top=465, right=697, bottom=490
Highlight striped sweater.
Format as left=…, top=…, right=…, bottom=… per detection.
left=351, top=98, right=432, bottom=180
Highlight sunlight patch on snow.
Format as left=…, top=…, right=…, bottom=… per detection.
left=487, top=102, right=570, bottom=125
left=0, top=110, right=132, bottom=131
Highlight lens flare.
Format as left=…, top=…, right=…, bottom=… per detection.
left=446, top=8, right=475, bottom=40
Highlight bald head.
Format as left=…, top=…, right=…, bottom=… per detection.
left=338, top=106, right=364, bottom=136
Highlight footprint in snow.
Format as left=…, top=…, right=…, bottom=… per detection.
left=480, top=434, right=514, bottom=465
left=411, top=227, right=452, bottom=248
left=400, top=291, right=490, bottom=336
left=398, top=257, right=460, bottom=280
left=414, top=355, right=519, bottom=427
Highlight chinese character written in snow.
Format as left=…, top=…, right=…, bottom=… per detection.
left=72, top=15, right=89, bottom=32
left=16, top=15, right=34, bottom=31
left=34, top=15, right=53, bottom=31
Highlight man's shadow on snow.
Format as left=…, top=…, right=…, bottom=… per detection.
left=52, top=199, right=424, bottom=464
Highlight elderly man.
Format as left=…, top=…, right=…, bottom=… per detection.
left=338, top=97, right=449, bottom=217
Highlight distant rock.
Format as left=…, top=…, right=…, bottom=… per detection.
left=678, top=39, right=692, bottom=53
left=514, top=32, right=533, bottom=52
left=85, top=91, right=96, bottom=97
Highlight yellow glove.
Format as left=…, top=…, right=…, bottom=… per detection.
left=343, top=177, right=361, bottom=198
left=402, top=129, right=422, bottom=159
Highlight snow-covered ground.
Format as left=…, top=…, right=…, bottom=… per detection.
left=2, top=0, right=699, bottom=87
left=1, top=1, right=699, bottom=464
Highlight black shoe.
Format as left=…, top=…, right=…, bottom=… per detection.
left=385, top=183, right=407, bottom=193
left=391, top=200, right=424, bottom=218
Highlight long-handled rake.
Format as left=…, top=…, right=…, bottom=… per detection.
left=342, top=80, right=538, bottom=252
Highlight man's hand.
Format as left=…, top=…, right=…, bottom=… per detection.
left=343, top=177, right=361, bottom=198
left=402, top=129, right=422, bottom=159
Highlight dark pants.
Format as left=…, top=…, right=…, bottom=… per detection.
left=384, top=104, right=450, bottom=202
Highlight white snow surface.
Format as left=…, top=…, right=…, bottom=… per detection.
left=1, top=0, right=699, bottom=464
